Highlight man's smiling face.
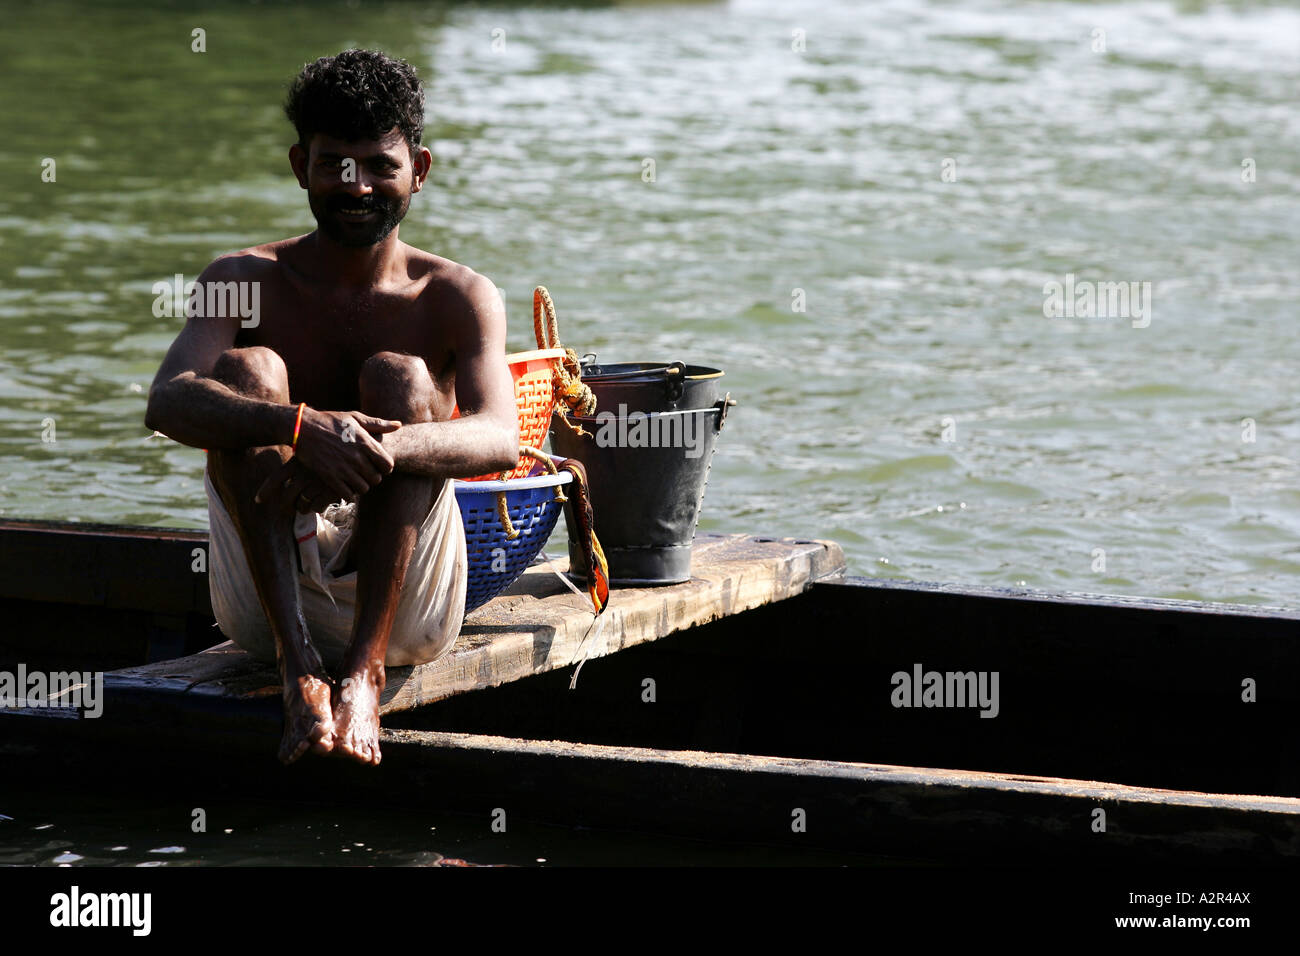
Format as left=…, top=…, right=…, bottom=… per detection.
left=292, top=127, right=428, bottom=248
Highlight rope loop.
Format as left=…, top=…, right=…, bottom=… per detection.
left=493, top=445, right=568, bottom=540
left=533, top=287, right=596, bottom=435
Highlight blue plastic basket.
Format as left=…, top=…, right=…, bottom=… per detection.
left=454, top=463, right=573, bottom=614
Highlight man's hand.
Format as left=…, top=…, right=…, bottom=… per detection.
left=255, top=408, right=402, bottom=509
left=254, top=457, right=340, bottom=515
left=296, top=407, right=401, bottom=500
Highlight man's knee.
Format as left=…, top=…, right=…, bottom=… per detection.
left=358, top=351, right=437, bottom=423
left=213, top=347, right=289, bottom=403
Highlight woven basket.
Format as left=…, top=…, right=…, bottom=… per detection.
left=455, top=348, right=566, bottom=481
left=454, top=458, right=572, bottom=613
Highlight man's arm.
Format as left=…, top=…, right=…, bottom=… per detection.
left=381, top=273, right=520, bottom=478
left=146, top=254, right=396, bottom=504
left=144, top=255, right=297, bottom=450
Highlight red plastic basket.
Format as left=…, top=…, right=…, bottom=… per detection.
left=454, top=348, right=565, bottom=480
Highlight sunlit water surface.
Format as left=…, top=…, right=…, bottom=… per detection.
left=1, top=0, right=1298, bottom=863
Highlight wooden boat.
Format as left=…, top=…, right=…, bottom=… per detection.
left=2, top=516, right=1298, bottom=864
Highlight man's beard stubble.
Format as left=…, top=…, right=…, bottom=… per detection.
left=310, top=189, right=410, bottom=248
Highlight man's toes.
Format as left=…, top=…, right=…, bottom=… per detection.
left=333, top=733, right=379, bottom=766
left=310, top=719, right=335, bottom=748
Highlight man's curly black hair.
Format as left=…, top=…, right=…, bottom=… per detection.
left=285, top=49, right=424, bottom=153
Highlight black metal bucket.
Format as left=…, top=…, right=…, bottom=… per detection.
left=550, top=361, right=734, bottom=585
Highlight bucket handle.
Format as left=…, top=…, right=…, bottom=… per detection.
left=578, top=355, right=688, bottom=403
left=713, top=392, right=736, bottom=433
left=576, top=362, right=682, bottom=381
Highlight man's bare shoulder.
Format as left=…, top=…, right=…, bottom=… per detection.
left=402, top=244, right=472, bottom=289
left=198, top=236, right=306, bottom=283
left=404, top=245, right=501, bottom=324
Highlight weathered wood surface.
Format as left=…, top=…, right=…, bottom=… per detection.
left=7, top=715, right=1297, bottom=862
left=371, top=730, right=1300, bottom=860
left=379, top=728, right=1300, bottom=814
left=100, top=533, right=845, bottom=716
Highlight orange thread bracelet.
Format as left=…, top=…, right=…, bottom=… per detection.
left=291, top=402, right=306, bottom=449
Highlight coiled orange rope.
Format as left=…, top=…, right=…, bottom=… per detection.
left=533, top=287, right=596, bottom=435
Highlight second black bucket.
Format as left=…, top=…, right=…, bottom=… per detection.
left=550, top=361, right=734, bottom=585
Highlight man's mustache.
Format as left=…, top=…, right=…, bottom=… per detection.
left=327, top=196, right=391, bottom=213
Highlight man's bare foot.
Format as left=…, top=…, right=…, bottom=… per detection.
left=279, top=672, right=337, bottom=765
left=332, top=665, right=384, bottom=766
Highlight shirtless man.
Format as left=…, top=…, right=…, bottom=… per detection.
left=144, top=50, right=518, bottom=766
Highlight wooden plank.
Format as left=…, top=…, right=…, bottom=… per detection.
left=378, top=728, right=1300, bottom=815
left=370, top=730, right=1300, bottom=861
left=101, top=533, right=846, bottom=715
left=0, top=518, right=210, bottom=615
left=6, top=715, right=1297, bottom=862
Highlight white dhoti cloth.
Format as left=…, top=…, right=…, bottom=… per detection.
left=205, top=468, right=467, bottom=668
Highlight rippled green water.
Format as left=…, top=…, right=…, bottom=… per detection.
left=2, top=0, right=1297, bottom=609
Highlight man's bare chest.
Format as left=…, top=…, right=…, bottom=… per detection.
left=235, top=282, right=456, bottom=407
